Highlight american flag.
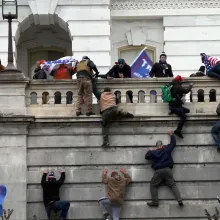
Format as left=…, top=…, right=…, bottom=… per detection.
left=203, top=55, right=220, bottom=71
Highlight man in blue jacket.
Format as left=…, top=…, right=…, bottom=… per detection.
left=145, top=131, right=183, bottom=207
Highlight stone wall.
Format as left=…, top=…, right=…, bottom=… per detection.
left=26, top=116, right=220, bottom=220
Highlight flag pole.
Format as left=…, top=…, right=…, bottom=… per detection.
left=130, top=47, right=148, bottom=66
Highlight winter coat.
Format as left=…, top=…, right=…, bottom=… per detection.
left=169, top=79, right=192, bottom=107
left=106, top=64, right=131, bottom=78
left=41, top=172, right=65, bottom=206
left=33, top=67, right=47, bottom=79
left=149, top=61, right=173, bottom=77
left=102, top=172, right=131, bottom=205
left=145, top=135, right=176, bottom=170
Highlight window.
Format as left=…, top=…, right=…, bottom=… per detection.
left=118, top=45, right=156, bottom=66
left=29, top=47, right=65, bottom=79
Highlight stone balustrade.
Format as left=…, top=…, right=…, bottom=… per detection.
left=26, top=77, right=220, bottom=116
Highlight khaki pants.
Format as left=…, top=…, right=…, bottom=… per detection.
left=76, top=77, right=93, bottom=113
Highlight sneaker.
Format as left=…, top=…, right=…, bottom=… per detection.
left=86, top=111, right=95, bottom=116
left=76, top=111, right=82, bottom=116
left=147, top=201, right=159, bottom=207
left=104, top=213, right=111, bottom=220
left=174, top=129, right=184, bottom=139
left=102, top=142, right=110, bottom=148
left=178, top=201, right=184, bottom=207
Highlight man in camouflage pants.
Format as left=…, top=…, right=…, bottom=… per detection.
left=99, top=87, right=134, bottom=147
left=76, top=56, right=99, bottom=116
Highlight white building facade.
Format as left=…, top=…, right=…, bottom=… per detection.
left=0, top=0, right=220, bottom=78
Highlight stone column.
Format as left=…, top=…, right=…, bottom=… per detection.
left=0, top=71, right=32, bottom=220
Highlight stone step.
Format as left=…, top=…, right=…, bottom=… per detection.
left=27, top=182, right=220, bottom=202
left=27, top=147, right=219, bottom=166
left=27, top=201, right=219, bottom=219
left=28, top=165, right=220, bottom=184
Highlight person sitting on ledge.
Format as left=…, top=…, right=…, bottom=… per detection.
left=149, top=52, right=173, bottom=78
left=98, top=168, right=131, bottom=220
left=201, top=53, right=220, bottom=80
left=169, top=75, right=193, bottom=139
left=145, top=131, right=183, bottom=207
left=41, top=169, right=70, bottom=220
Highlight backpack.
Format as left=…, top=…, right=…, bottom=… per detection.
left=161, top=85, right=176, bottom=103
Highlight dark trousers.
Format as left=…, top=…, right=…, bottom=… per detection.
left=207, top=63, right=220, bottom=79
left=211, top=121, right=220, bottom=149
left=102, top=106, right=132, bottom=143
left=150, top=168, right=182, bottom=203
left=45, top=200, right=70, bottom=220
left=92, top=78, right=100, bottom=100
left=169, top=106, right=190, bottom=131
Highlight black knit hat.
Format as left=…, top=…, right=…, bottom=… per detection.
left=160, top=52, right=167, bottom=58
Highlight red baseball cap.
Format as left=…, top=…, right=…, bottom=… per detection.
left=174, top=75, right=184, bottom=82
left=40, top=60, right=46, bottom=64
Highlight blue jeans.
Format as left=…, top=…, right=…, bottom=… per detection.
left=207, top=63, right=220, bottom=79
left=98, top=197, right=121, bottom=220
left=45, top=200, right=70, bottom=220
left=169, top=106, right=190, bottom=131
left=211, top=121, right=220, bottom=149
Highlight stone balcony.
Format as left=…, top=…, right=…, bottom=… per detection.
left=26, top=77, right=219, bottom=117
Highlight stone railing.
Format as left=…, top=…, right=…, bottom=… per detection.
left=25, top=77, right=220, bottom=116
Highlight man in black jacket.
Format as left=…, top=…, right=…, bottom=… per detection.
left=106, top=58, right=131, bottom=79
left=150, top=52, right=173, bottom=78
left=33, top=61, right=47, bottom=79
left=145, top=131, right=183, bottom=207
left=41, top=170, right=70, bottom=220
left=169, top=75, right=193, bottom=139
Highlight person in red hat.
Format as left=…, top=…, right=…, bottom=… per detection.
left=41, top=169, right=70, bottom=220
left=33, top=60, right=47, bottom=79
left=169, top=75, right=193, bottom=138
left=98, top=168, right=131, bottom=220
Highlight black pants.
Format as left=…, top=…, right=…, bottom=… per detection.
left=169, top=106, right=190, bottom=131
left=150, top=168, right=182, bottom=203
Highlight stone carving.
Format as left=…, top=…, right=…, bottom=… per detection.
left=111, top=0, right=220, bottom=10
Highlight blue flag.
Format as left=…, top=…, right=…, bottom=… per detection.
left=131, top=48, right=153, bottom=78
left=0, top=185, right=7, bottom=216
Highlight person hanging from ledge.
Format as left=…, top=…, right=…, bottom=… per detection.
left=169, top=75, right=193, bottom=139
left=145, top=131, right=183, bottom=207
left=76, top=56, right=99, bottom=116
left=41, top=169, right=70, bottom=220
left=149, top=52, right=173, bottom=78
left=0, top=59, right=5, bottom=72
left=96, top=87, right=134, bottom=147
left=200, top=53, right=220, bottom=80
left=98, top=168, right=131, bottom=220
left=105, top=58, right=133, bottom=103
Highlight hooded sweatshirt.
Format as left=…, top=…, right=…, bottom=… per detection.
left=102, top=172, right=131, bottom=205
left=100, top=92, right=117, bottom=112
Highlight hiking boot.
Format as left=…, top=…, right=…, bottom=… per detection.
left=104, top=213, right=111, bottom=220
left=76, top=111, right=82, bottom=116
left=86, top=111, right=95, bottom=116
left=126, top=112, right=134, bottom=118
left=147, top=201, right=159, bottom=207
left=174, top=129, right=184, bottom=139
left=102, top=142, right=110, bottom=148
left=178, top=201, right=184, bottom=207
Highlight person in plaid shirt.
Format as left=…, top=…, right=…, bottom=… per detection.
left=200, top=53, right=220, bottom=80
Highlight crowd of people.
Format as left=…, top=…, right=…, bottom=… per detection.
left=1, top=53, right=220, bottom=219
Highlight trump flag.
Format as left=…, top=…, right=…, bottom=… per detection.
left=131, top=47, right=153, bottom=78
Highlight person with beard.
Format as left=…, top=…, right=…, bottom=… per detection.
left=169, top=75, right=193, bottom=139
left=149, top=52, right=173, bottom=78
left=98, top=168, right=131, bottom=220
left=41, top=170, right=70, bottom=220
